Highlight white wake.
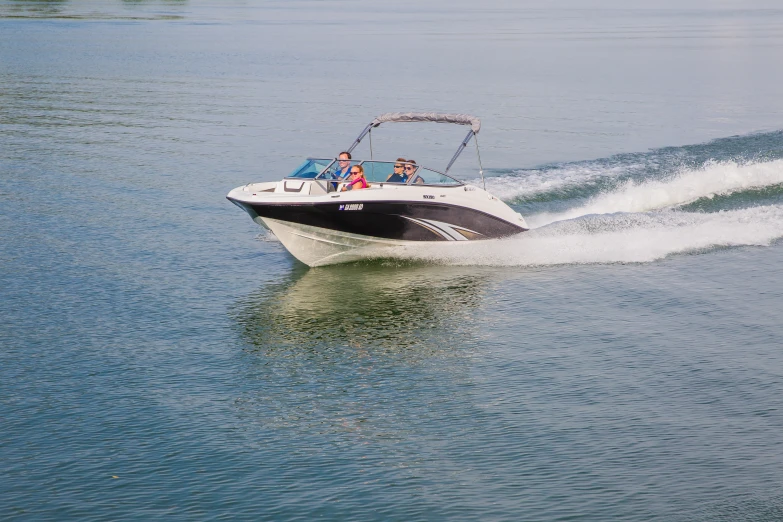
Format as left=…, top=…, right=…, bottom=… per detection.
left=477, top=162, right=642, bottom=201
left=526, top=159, right=783, bottom=227
left=390, top=206, right=783, bottom=267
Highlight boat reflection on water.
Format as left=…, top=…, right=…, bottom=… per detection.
left=233, top=263, right=491, bottom=357
left=229, top=263, right=493, bottom=443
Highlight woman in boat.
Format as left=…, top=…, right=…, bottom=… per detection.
left=342, top=165, right=369, bottom=191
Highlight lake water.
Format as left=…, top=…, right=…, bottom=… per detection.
left=2, top=1, right=783, bottom=520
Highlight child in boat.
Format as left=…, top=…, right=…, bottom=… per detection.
left=385, top=158, right=408, bottom=182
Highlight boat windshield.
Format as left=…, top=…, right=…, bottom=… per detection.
left=286, top=158, right=334, bottom=179
left=314, top=160, right=463, bottom=186
left=407, top=168, right=464, bottom=186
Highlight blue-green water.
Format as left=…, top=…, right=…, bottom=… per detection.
left=3, top=1, right=783, bottom=520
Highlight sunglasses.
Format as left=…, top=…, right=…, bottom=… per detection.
left=350, top=171, right=361, bottom=175
left=404, top=166, right=415, bottom=171
left=394, top=165, right=403, bottom=169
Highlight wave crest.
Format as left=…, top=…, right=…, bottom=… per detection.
left=527, top=159, right=783, bottom=227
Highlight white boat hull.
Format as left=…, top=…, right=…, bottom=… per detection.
left=262, top=217, right=411, bottom=267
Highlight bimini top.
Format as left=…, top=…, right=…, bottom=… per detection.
left=371, top=112, right=481, bottom=134
left=346, top=111, right=483, bottom=173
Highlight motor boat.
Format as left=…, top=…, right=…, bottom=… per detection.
left=227, top=112, right=529, bottom=267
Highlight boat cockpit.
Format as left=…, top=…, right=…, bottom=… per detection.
left=234, top=158, right=466, bottom=197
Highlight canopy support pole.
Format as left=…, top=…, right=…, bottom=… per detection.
left=445, top=129, right=476, bottom=174
left=346, top=123, right=375, bottom=154
left=368, top=128, right=374, bottom=177
left=474, top=134, right=485, bottom=190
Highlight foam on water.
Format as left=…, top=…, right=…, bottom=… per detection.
left=524, top=159, right=783, bottom=227
left=389, top=205, right=783, bottom=267
left=479, top=131, right=783, bottom=206
left=477, top=162, right=642, bottom=201
left=380, top=158, right=783, bottom=267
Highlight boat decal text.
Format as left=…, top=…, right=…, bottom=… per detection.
left=339, top=203, right=364, bottom=211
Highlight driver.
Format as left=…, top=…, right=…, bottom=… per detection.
left=334, top=152, right=353, bottom=179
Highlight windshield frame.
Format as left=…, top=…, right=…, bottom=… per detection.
left=286, top=158, right=464, bottom=186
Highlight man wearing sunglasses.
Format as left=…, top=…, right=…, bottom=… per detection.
left=334, top=151, right=353, bottom=179
left=327, top=151, right=353, bottom=191
left=403, top=160, right=422, bottom=184
left=385, top=157, right=409, bottom=183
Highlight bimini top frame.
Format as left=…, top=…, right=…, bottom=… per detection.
left=346, top=112, right=482, bottom=175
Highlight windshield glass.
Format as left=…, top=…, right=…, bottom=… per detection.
left=286, top=159, right=463, bottom=185
left=286, top=158, right=333, bottom=179
left=360, top=162, right=396, bottom=184
left=317, top=158, right=356, bottom=180
left=408, top=167, right=463, bottom=186
left=318, top=160, right=462, bottom=186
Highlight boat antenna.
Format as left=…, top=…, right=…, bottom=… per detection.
left=474, top=133, right=485, bottom=190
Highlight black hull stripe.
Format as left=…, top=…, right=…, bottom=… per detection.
left=229, top=198, right=527, bottom=241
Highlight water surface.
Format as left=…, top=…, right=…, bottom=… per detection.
left=2, top=1, right=783, bottom=520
